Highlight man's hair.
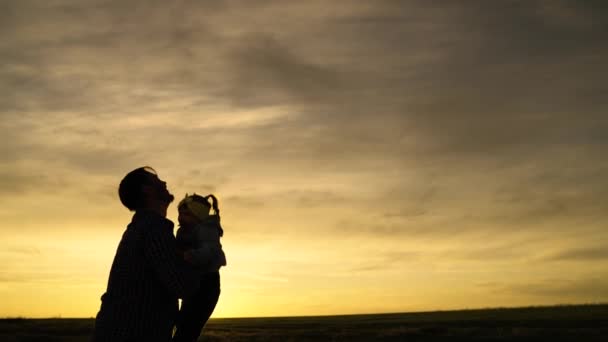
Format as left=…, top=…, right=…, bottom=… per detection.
left=118, top=166, right=156, bottom=211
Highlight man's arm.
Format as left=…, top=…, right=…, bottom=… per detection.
left=144, top=223, right=199, bottom=298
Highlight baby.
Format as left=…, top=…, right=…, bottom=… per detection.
left=173, top=193, right=227, bottom=342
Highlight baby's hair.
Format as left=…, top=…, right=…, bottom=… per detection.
left=183, top=193, right=208, bottom=208
left=205, top=194, right=220, bottom=216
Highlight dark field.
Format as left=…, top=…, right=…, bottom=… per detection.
left=1, top=304, right=607, bottom=341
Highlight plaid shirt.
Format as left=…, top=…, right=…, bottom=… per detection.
left=93, top=210, right=199, bottom=342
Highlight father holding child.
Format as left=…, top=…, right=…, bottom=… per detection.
left=93, top=167, right=201, bottom=342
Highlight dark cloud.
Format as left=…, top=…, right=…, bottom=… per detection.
left=226, top=34, right=346, bottom=108
left=259, top=1, right=608, bottom=160
left=0, top=0, right=227, bottom=115
left=402, top=1, right=608, bottom=156
left=3, top=0, right=605, bottom=162
left=0, top=0, right=607, bottom=248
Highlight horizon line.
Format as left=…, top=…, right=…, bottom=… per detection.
left=3, top=302, right=606, bottom=321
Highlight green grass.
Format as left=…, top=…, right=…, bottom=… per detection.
left=1, top=304, right=607, bottom=341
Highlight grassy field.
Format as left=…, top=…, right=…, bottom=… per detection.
left=1, top=304, right=606, bottom=341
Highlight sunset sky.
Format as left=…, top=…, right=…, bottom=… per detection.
left=1, top=0, right=607, bottom=318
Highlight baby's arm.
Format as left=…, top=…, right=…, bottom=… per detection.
left=186, top=241, right=223, bottom=266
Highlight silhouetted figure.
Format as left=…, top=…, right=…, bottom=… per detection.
left=173, top=193, right=227, bottom=342
left=93, top=167, right=199, bottom=342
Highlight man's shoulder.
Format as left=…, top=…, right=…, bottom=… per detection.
left=131, top=210, right=174, bottom=232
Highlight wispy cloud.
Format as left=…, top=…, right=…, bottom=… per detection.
left=547, top=247, right=608, bottom=261
left=484, top=277, right=608, bottom=300
left=231, top=271, right=289, bottom=284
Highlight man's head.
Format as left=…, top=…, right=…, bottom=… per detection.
left=118, top=166, right=174, bottom=211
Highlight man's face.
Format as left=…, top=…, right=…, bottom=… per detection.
left=143, top=172, right=174, bottom=205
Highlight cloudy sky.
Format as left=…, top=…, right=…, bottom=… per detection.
left=1, top=0, right=607, bottom=318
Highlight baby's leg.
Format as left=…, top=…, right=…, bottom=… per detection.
left=195, top=273, right=221, bottom=329
left=173, top=274, right=220, bottom=342
left=173, top=295, right=204, bottom=342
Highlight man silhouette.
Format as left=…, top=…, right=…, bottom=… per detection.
left=93, top=166, right=199, bottom=342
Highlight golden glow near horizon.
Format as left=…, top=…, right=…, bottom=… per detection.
left=2, top=1, right=608, bottom=318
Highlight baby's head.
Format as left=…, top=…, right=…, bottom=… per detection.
left=178, top=193, right=212, bottom=227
